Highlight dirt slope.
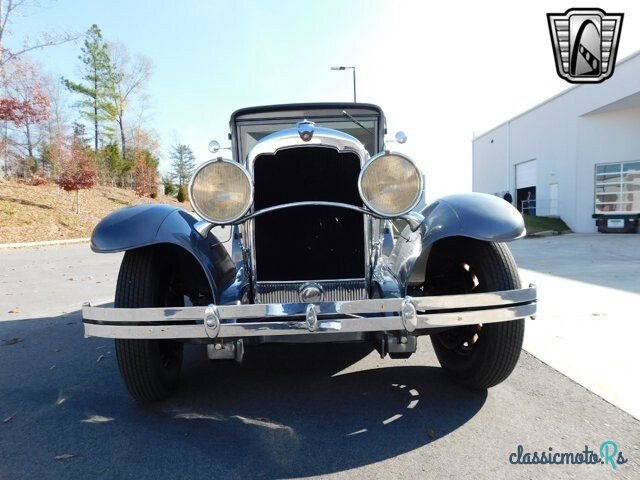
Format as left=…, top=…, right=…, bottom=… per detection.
left=0, top=179, right=190, bottom=244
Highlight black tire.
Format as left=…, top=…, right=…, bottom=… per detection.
left=424, top=238, right=524, bottom=389
left=114, top=248, right=184, bottom=403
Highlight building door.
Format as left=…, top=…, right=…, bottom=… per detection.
left=515, top=160, right=537, bottom=215
left=549, top=183, right=559, bottom=216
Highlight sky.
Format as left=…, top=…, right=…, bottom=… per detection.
left=6, top=0, right=640, bottom=201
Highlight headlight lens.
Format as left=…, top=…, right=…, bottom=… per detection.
left=358, top=152, right=423, bottom=216
left=189, top=159, right=253, bottom=223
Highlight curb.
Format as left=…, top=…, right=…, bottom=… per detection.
left=0, top=237, right=91, bottom=250
left=527, top=230, right=560, bottom=237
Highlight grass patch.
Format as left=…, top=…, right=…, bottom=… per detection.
left=524, top=215, right=571, bottom=234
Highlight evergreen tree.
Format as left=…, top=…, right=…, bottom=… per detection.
left=169, top=144, right=196, bottom=188
left=62, top=24, right=118, bottom=152
left=162, top=176, right=177, bottom=196
left=101, top=142, right=127, bottom=186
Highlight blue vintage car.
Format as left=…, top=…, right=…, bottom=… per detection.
left=83, top=103, right=536, bottom=402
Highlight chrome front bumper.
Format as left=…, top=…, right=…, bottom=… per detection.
left=82, top=286, right=536, bottom=340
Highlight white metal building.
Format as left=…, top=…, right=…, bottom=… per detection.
left=472, top=50, right=640, bottom=233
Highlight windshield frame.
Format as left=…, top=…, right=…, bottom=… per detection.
left=229, top=103, right=386, bottom=163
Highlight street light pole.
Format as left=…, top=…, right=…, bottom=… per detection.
left=331, top=66, right=357, bottom=102
left=351, top=67, right=356, bottom=102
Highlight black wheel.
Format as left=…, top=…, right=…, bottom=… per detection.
left=114, top=247, right=184, bottom=403
left=422, top=237, right=524, bottom=389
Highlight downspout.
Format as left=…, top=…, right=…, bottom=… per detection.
left=507, top=120, right=512, bottom=201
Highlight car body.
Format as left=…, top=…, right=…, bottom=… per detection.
left=83, top=103, right=537, bottom=402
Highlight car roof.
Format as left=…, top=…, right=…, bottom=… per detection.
left=230, top=102, right=385, bottom=124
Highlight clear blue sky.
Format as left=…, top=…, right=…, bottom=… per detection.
left=7, top=0, right=640, bottom=200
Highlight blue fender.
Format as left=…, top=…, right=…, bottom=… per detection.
left=385, top=193, right=525, bottom=292
left=91, top=204, right=236, bottom=302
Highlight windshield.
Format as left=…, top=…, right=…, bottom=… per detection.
left=231, top=105, right=383, bottom=162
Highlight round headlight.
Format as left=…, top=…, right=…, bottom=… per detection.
left=358, top=152, right=423, bottom=216
left=189, top=159, right=253, bottom=223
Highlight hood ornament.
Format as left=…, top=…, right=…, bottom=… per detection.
left=297, top=119, right=315, bottom=142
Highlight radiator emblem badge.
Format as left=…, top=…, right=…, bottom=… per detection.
left=297, top=119, right=315, bottom=142
left=300, top=283, right=323, bottom=303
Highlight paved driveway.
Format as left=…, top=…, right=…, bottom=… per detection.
left=1, top=237, right=639, bottom=479
left=1, top=312, right=639, bottom=479
left=509, top=233, right=640, bottom=418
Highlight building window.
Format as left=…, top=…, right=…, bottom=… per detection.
left=594, top=161, right=640, bottom=213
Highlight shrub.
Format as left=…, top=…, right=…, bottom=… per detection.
left=162, top=176, right=177, bottom=196
left=56, top=140, right=98, bottom=213
left=29, top=174, right=47, bottom=186
left=176, top=185, right=188, bottom=203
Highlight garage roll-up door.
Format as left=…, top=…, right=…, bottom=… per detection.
left=516, top=160, right=537, bottom=189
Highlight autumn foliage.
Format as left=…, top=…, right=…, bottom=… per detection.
left=28, top=174, right=47, bottom=186
left=1, top=21, right=170, bottom=214
left=0, top=61, right=50, bottom=126
left=131, top=149, right=158, bottom=197
left=57, top=141, right=98, bottom=191
left=56, top=140, right=99, bottom=213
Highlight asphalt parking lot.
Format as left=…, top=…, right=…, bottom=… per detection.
left=1, top=235, right=639, bottom=479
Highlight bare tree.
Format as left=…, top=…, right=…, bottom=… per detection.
left=45, top=75, right=69, bottom=139
left=107, top=43, right=152, bottom=159
left=0, top=0, right=78, bottom=68
left=42, top=78, right=70, bottom=176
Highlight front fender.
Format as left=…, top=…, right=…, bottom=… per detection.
left=91, top=204, right=235, bottom=302
left=385, top=193, right=525, bottom=292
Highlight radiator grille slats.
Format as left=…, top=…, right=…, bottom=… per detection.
left=252, top=146, right=365, bottom=281
left=256, top=279, right=367, bottom=304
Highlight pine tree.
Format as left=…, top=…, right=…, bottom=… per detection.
left=170, top=144, right=196, bottom=189
left=62, top=24, right=118, bottom=152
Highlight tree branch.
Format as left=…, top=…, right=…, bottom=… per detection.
left=2, top=33, right=80, bottom=66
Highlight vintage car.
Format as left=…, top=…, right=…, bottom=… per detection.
left=83, top=103, right=537, bottom=403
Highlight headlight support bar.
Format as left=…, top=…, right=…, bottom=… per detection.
left=194, top=201, right=425, bottom=238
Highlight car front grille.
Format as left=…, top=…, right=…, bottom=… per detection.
left=252, top=145, right=366, bottom=285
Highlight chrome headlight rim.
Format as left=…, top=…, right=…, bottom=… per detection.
left=188, top=158, right=254, bottom=224
left=358, top=150, right=424, bottom=217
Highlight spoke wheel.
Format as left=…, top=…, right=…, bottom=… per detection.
left=421, top=237, right=525, bottom=389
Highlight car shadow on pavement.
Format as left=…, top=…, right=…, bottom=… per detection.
left=152, top=343, right=488, bottom=478
left=0, top=312, right=487, bottom=479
